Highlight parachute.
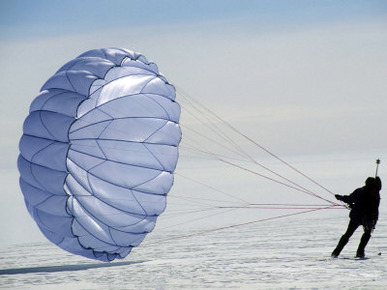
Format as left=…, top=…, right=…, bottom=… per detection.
left=18, top=48, right=182, bottom=262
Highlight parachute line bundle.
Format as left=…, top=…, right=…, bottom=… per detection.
left=18, top=48, right=182, bottom=262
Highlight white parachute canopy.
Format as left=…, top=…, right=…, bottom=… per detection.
left=18, top=48, right=182, bottom=262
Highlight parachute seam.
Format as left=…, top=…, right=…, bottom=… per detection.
left=20, top=158, right=66, bottom=175
left=23, top=139, right=55, bottom=163
left=93, top=119, right=110, bottom=162
left=78, top=92, right=156, bottom=120
left=83, top=157, right=148, bottom=219
left=68, top=154, right=166, bottom=196
left=67, top=157, right=162, bottom=215
left=96, top=106, right=114, bottom=119
left=38, top=87, right=85, bottom=95
left=20, top=177, right=64, bottom=196
left=67, top=157, right=166, bottom=196
left=38, top=111, right=57, bottom=140
left=70, top=116, right=177, bottom=135
left=142, top=93, right=172, bottom=120
left=26, top=110, right=74, bottom=142
left=32, top=194, right=62, bottom=211
left=71, top=195, right=151, bottom=238
left=108, top=227, right=118, bottom=246
left=65, top=71, right=77, bottom=93
left=63, top=62, right=90, bottom=253
left=143, top=143, right=167, bottom=172
left=36, top=90, right=78, bottom=114
left=94, top=139, right=108, bottom=163
left=73, top=109, right=113, bottom=131
left=89, top=73, right=158, bottom=105
left=42, top=68, right=164, bottom=101
left=76, top=70, right=175, bottom=101
left=22, top=134, right=68, bottom=144
left=143, top=120, right=168, bottom=142
left=69, top=137, right=178, bottom=148
left=72, top=216, right=132, bottom=251
left=65, top=55, right=111, bottom=72
left=122, top=58, right=160, bottom=75
left=20, top=156, right=58, bottom=193
left=73, top=195, right=148, bottom=235
left=85, top=161, right=105, bottom=198
left=127, top=185, right=149, bottom=216
left=101, top=49, right=109, bottom=62
left=88, top=178, right=148, bottom=217
left=30, top=105, right=83, bottom=117
left=93, top=93, right=177, bottom=123
left=99, top=92, right=171, bottom=107
left=139, top=75, right=157, bottom=93
left=69, top=147, right=166, bottom=172
left=96, top=118, right=113, bottom=140
left=34, top=209, right=64, bottom=242
left=137, top=75, right=178, bottom=100
left=94, top=73, right=155, bottom=105
left=132, top=171, right=165, bottom=192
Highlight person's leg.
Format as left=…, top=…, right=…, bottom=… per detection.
left=332, top=220, right=359, bottom=257
left=356, top=228, right=372, bottom=258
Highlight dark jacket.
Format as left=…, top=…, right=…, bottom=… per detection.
left=340, top=186, right=380, bottom=227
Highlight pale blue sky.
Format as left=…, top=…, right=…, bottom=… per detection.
left=1, top=0, right=386, bottom=40
left=0, top=1, right=386, bottom=246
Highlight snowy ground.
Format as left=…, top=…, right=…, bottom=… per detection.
left=1, top=213, right=386, bottom=289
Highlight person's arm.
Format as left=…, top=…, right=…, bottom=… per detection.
left=335, top=189, right=359, bottom=206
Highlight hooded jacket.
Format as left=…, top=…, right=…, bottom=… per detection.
left=340, top=186, right=380, bottom=226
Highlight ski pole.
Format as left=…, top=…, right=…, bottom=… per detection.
left=375, top=159, right=380, bottom=177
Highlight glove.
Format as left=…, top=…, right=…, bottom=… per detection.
left=335, top=194, right=343, bottom=201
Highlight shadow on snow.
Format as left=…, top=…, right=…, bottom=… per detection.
left=0, top=260, right=148, bottom=275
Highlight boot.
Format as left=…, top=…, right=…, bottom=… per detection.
left=356, top=232, right=371, bottom=258
left=332, top=235, right=349, bottom=257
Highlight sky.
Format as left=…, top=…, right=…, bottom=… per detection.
left=0, top=0, right=386, bottom=246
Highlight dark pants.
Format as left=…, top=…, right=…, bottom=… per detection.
left=332, top=220, right=372, bottom=257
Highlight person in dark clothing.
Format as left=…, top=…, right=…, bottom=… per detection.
left=331, top=176, right=382, bottom=258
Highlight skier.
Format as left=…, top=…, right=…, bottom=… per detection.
left=331, top=176, right=382, bottom=258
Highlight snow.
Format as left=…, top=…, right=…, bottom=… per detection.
left=1, top=213, right=386, bottom=289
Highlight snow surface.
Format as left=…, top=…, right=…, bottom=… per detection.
left=1, top=213, right=386, bottom=289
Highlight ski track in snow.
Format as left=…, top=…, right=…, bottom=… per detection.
left=1, top=214, right=386, bottom=289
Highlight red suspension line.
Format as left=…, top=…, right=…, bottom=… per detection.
left=152, top=205, right=338, bottom=244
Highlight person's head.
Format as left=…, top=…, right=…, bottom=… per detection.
left=365, top=177, right=382, bottom=191
left=365, top=177, right=375, bottom=188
